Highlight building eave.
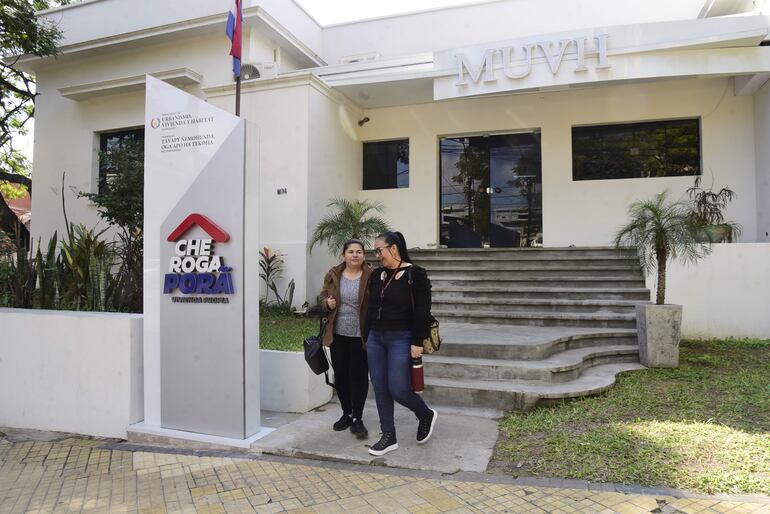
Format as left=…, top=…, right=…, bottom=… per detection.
left=14, top=6, right=326, bottom=73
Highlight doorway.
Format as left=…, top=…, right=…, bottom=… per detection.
left=440, top=132, right=543, bottom=248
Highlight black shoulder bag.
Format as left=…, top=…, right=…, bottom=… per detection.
left=303, top=317, right=335, bottom=388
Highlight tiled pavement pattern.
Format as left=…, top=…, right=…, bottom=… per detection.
left=1, top=437, right=769, bottom=513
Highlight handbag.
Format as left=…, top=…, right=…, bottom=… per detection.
left=303, top=317, right=335, bottom=388
left=407, top=266, right=442, bottom=354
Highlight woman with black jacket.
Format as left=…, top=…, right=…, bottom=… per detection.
left=364, top=231, right=437, bottom=456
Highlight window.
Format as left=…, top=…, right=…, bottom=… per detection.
left=572, top=119, right=700, bottom=181
left=363, top=139, right=409, bottom=190
left=99, top=128, right=144, bottom=193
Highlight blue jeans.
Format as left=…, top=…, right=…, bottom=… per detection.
left=367, top=329, right=431, bottom=434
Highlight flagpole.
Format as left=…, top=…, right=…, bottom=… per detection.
left=235, top=74, right=241, bottom=117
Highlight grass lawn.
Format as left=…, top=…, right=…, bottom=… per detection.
left=259, top=311, right=319, bottom=352
left=489, top=338, right=770, bottom=495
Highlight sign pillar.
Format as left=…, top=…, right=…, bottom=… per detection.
left=143, top=76, right=259, bottom=439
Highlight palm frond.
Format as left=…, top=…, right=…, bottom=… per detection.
left=309, top=197, right=391, bottom=255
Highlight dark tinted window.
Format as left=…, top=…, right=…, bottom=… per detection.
left=572, top=119, right=700, bottom=180
left=99, top=128, right=144, bottom=193
left=363, top=139, right=409, bottom=190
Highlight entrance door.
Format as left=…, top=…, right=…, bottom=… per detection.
left=440, top=133, right=542, bottom=248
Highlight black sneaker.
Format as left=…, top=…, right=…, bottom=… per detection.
left=368, top=432, right=398, bottom=456
left=416, top=409, right=437, bottom=444
left=350, top=419, right=368, bottom=439
left=333, top=414, right=352, bottom=431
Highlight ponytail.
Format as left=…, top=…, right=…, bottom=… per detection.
left=377, top=231, right=412, bottom=263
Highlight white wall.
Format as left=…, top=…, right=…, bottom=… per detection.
left=306, top=87, right=363, bottom=302
left=358, top=77, right=758, bottom=248
left=321, top=0, right=704, bottom=63
left=649, top=244, right=770, bottom=339
left=209, top=82, right=311, bottom=307
left=0, top=309, right=143, bottom=438
left=754, top=80, right=770, bottom=242
left=260, top=350, right=333, bottom=412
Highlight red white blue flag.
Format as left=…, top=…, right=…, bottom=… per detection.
left=226, top=0, right=243, bottom=77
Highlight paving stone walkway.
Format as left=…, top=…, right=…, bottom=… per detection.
left=1, top=434, right=768, bottom=513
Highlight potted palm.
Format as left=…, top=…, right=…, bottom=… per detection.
left=309, top=198, right=391, bottom=255
left=686, top=176, right=741, bottom=243
left=614, top=191, right=711, bottom=368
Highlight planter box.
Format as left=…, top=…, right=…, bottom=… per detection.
left=260, top=349, right=333, bottom=413
left=0, top=308, right=143, bottom=438
left=636, top=304, right=682, bottom=368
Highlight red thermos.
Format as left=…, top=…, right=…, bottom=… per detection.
left=411, top=357, right=425, bottom=394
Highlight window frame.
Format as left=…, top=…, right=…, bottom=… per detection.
left=571, top=118, right=702, bottom=181
left=362, top=138, right=410, bottom=191
left=97, top=127, right=145, bottom=194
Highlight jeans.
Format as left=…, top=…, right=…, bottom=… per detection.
left=367, top=329, right=431, bottom=433
left=330, top=334, right=369, bottom=419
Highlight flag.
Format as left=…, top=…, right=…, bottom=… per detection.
left=226, top=0, right=243, bottom=77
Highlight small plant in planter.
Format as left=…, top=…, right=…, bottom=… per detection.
left=259, top=247, right=295, bottom=312
left=686, top=176, right=741, bottom=243
left=614, top=191, right=711, bottom=367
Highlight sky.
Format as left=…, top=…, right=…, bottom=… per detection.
left=15, top=1, right=487, bottom=162
left=293, top=0, right=489, bottom=25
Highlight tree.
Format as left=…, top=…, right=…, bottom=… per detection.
left=0, top=0, right=68, bottom=246
left=80, top=134, right=144, bottom=312
left=613, top=191, right=710, bottom=305
left=309, top=198, right=390, bottom=255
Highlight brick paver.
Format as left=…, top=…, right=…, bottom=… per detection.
left=0, top=436, right=768, bottom=513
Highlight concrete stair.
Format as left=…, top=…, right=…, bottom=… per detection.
left=401, top=248, right=650, bottom=415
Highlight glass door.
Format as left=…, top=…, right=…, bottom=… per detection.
left=440, top=132, right=542, bottom=248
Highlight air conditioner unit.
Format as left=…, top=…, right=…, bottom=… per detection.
left=339, top=52, right=381, bottom=65
left=240, top=62, right=278, bottom=81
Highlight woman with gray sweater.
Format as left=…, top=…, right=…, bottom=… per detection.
left=320, top=239, right=372, bottom=439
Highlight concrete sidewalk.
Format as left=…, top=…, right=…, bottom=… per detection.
left=251, top=402, right=499, bottom=474
left=1, top=429, right=769, bottom=513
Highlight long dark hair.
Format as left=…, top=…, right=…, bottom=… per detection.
left=376, top=231, right=412, bottom=263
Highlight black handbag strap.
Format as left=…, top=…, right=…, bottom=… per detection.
left=318, top=317, right=334, bottom=388
left=319, top=316, right=328, bottom=337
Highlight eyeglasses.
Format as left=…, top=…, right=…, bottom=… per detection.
left=373, top=245, right=392, bottom=256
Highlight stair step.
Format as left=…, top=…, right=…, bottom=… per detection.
left=421, top=362, right=646, bottom=411
left=424, top=345, right=639, bottom=382
left=440, top=328, right=638, bottom=360
left=409, top=247, right=639, bottom=258
left=433, top=298, right=645, bottom=314
left=432, top=286, right=651, bottom=301
left=434, top=309, right=637, bottom=328
left=414, top=255, right=639, bottom=264
left=425, top=268, right=642, bottom=279
left=430, top=276, right=646, bottom=288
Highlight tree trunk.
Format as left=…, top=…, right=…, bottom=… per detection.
left=656, top=248, right=667, bottom=305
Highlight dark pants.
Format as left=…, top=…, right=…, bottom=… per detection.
left=367, top=329, right=431, bottom=434
left=330, top=333, right=369, bottom=419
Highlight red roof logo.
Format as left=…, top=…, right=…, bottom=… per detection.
left=167, top=213, right=230, bottom=243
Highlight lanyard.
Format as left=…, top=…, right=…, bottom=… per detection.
left=377, top=265, right=404, bottom=319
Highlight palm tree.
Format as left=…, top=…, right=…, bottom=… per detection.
left=614, top=191, right=710, bottom=305
left=310, top=198, right=391, bottom=255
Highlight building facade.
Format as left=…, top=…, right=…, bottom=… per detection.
left=21, top=0, right=770, bottom=306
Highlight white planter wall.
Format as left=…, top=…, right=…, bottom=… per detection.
left=260, top=350, right=333, bottom=413
left=647, top=243, right=770, bottom=339
left=0, top=309, right=143, bottom=438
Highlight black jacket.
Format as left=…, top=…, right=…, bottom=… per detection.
left=365, top=264, right=431, bottom=346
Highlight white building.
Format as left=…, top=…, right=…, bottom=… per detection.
left=18, top=0, right=770, bottom=311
